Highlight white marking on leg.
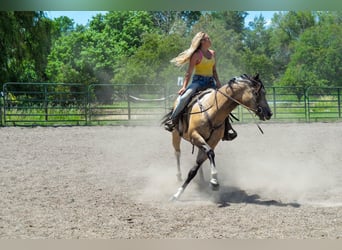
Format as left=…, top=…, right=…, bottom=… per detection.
left=171, top=187, right=184, bottom=201
left=175, top=151, right=182, bottom=181
left=210, top=163, right=218, bottom=183
left=210, top=162, right=219, bottom=189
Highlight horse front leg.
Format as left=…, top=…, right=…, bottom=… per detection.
left=203, top=144, right=220, bottom=191
left=193, top=133, right=220, bottom=191
left=206, top=147, right=219, bottom=191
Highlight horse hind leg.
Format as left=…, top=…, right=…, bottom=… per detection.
left=172, top=130, right=182, bottom=182
left=170, top=158, right=204, bottom=201
left=170, top=148, right=210, bottom=201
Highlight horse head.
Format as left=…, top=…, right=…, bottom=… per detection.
left=239, top=74, right=273, bottom=121
left=229, top=74, right=272, bottom=121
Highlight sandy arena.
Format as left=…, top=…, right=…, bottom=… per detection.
left=0, top=122, right=341, bottom=239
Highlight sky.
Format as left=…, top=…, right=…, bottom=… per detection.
left=45, top=11, right=277, bottom=27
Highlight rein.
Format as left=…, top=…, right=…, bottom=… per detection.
left=216, top=87, right=258, bottom=113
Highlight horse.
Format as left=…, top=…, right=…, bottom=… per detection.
left=162, top=74, right=272, bottom=201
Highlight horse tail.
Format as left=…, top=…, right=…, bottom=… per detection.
left=161, top=109, right=173, bottom=125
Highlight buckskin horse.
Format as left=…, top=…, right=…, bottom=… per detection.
left=162, top=74, right=272, bottom=201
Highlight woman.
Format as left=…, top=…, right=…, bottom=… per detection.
left=164, top=31, right=237, bottom=141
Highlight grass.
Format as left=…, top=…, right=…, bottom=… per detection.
left=4, top=107, right=87, bottom=126
left=1, top=92, right=341, bottom=126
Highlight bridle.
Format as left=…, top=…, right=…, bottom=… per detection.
left=216, top=76, right=265, bottom=134
left=216, top=76, right=263, bottom=114
left=186, top=75, right=266, bottom=135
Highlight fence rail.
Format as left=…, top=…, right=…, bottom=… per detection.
left=1, top=82, right=341, bottom=126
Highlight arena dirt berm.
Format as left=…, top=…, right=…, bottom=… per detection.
left=0, top=122, right=341, bottom=238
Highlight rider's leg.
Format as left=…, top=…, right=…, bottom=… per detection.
left=222, top=116, right=238, bottom=141
left=164, top=85, right=198, bottom=131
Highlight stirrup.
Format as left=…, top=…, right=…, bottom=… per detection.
left=164, top=119, right=175, bottom=132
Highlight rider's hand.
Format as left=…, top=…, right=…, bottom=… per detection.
left=178, top=87, right=186, bottom=95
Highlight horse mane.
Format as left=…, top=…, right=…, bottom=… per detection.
left=228, top=73, right=264, bottom=90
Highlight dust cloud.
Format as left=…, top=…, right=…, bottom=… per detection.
left=135, top=122, right=342, bottom=207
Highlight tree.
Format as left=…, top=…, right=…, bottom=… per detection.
left=279, top=22, right=342, bottom=96
left=268, top=11, right=316, bottom=78
left=242, top=14, right=274, bottom=84
left=0, top=11, right=54, bottom=88
left=149, top=11, right=201, bottom=34
left=112, top=32, right=187, bottom=87
left=211, top=11, right=248, bottom=34
left=191, top=13, right=245, bottom=82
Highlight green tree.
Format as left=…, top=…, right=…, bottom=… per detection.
left=150, top=11, right=201, bottom=34
left=211, top=11, right=248, bottom=34
left=269, top=11, right=316, bottom=78
left=191, top=13, right=244, bottom=82
left=0, top=11, right=54, bottom=89
left=242, top=14, right=274, bottom=84
left=47, top=11, right=155, bottom=84
left=113, top=33, right=187, bottom=87
left=279, top=23, right=342, bottom=96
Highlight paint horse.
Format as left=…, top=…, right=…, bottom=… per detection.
left=162, top=74, right=272, bottom=201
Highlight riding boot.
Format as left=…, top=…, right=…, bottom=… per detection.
left=222, top=116, right=237, bottom=141
left=164, top=118, right=175, bottom=132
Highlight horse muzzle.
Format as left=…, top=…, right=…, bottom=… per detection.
left=257, top=107, right=272, bottom=121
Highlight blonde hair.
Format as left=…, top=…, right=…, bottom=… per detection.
left=170, top=31, right=206, bottom=67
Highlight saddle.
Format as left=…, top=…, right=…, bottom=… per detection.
left=177, top=88, right=215, bottom=135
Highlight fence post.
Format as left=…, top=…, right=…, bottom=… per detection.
left=338, top=88, right=341, bottom=118
left=164, top=85, right=167, bottom=115
left=127, top=85, right=131, bottom=120
left=272, top=87, right=276, bottom=119
left=86, top=85, right=90, bottom=125
left=0, top=90, right=2, bottom=126
left=305, top=87, right=311, bottom=122
left=3, top=83, right=7, bottom=126
left=44, top=84, right=48, bottom=121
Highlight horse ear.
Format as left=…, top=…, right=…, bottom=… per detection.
left=254, top=73, right=260, bottom=80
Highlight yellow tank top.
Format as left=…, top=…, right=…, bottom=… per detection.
left=194, top=51, right=215, bottom=77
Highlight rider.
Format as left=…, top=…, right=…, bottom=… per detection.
left=164, top=31, right=237, bottom=141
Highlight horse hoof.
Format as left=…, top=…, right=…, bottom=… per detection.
left=169, top=195, right=178, bottom=202
left=210, top=180, right=220, bottom=191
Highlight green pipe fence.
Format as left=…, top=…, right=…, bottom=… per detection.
left=2, top=82, right=87, bottom=126
left=1, top=82, right=341, bottom=127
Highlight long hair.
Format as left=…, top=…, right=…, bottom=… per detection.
left=170, top=31, right=206, bottom=67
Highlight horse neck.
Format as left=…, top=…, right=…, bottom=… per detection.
left=216, top=82, right=252, bottom=119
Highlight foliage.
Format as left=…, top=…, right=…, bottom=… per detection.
left=1, top=10, right=342, bottom=103
left=0, top=11, right=53, bottom=87
left=277, top=21, right=342, bottom=99
left=243, top=14, right=274, bottom=84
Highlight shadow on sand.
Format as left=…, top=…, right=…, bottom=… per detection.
left=201, top=185, right=301, bottom=208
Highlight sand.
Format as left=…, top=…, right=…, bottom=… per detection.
left=0, top=122, right=341, bottom=239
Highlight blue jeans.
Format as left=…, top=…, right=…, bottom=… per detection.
left=170, top=75, right=216, bottom=121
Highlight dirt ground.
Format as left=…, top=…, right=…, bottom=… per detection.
left=0, top=122, right=341, bottom=239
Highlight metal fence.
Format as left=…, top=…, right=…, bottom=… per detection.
left=1, top=82, right=87, bottom=126
left=1, top=82, right=341, bottom=126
